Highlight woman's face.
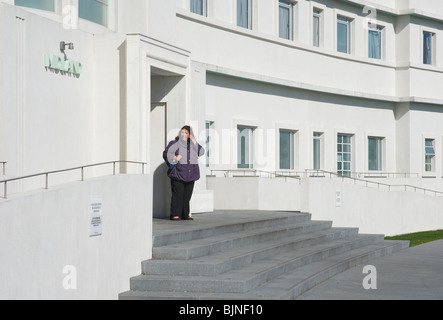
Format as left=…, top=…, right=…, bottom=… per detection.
left=180, top=129, right=190, bottom=141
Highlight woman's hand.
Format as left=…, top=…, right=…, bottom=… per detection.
left=175, top=155, right=182, bottom=161
left=190, top=135, right=197, bottom=145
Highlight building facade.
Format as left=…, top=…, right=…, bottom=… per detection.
left=1, top=0, right=443, bottom=215
left=1, top=0, right=443, bottom=299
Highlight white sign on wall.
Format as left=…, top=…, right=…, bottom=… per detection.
left=335, top=190, right=342, bottom=207
left=90, top=198, right=103, bottom=237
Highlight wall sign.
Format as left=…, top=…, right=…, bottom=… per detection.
left=44, top=53, right=82, bottom=76
left=89, top=197, right=103, bottom=237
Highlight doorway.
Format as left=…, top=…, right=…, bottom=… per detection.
left=150, top=102, right=169, bottom=218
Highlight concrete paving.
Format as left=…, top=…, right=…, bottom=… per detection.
left=296, top=239, right=443, bottom=300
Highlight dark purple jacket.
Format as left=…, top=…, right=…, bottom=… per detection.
left=163, top=138, right=205, bottom=182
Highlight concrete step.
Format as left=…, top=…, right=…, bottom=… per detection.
left=152, top=219, right=333, bottom=260
left=143, top=226, right=357, bottom=276
left=119, top=240, right=409, bottom=300
left=119, top=211, right=410, bottom=300
left=128, top=234, right=384, bottom=294
left=152, top=211, right=311, bottom=247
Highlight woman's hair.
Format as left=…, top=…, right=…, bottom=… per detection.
left=175, top=125, right=192, bottom=140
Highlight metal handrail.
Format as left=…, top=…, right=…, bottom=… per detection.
left=305, top=169, right=443, bottom=197
left=209, top=169, right=302, bottom=180
left=0, top=160, right=147, bottom=199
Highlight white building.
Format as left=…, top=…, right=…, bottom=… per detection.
left=1, top=0, right=443, bottom=299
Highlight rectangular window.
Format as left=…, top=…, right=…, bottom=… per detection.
left=205, top=121, right=214, bottom=168
left=423, top=31, right=435, bottom=65
left=313, top=132, right=323, bottom=170
left=237, top=126, right=254, bottom=169
left=368, top=137, right=383, bottom=171
left=190, top=0, right=207, bottom=16
left=15, top=0, right=55, bottom=12
left=280, top=130, right=295, bottom=170
left=237, top=0, right=252, bottom=29
left=337, top=16, right=351, bottom=54
left=79, top=0, right=109, bottom=26
left=313, top=9, right=322, bottom=47
left=425, top=139, right=435, bottom=172
left=368, top=25, right=382, bottom=59
left=337, top=134, right=352, bottom=177
left=279, top=0, right=293, bottom=40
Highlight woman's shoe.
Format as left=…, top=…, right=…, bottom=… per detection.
left=184, top=216, right=194, bottom=220
left=170, top=216, right=181, bottom=220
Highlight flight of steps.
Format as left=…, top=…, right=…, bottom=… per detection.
left=119, top=211, right=409, bottom=300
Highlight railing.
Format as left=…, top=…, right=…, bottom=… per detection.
left=209, top=169, right=302, bottom=183
left=0, top=161, right=147, bottom=199
left=305, top=169, right=443, bottom=198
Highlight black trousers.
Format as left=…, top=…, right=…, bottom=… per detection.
left=170, top=179, right=195, bottom=219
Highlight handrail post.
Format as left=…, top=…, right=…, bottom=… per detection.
left=4, top=182, right=7, bottom=199
left=113, top=162, right=116, bottom=175
left=45, top=173, right=49, bottom=189
left=81, top=167, right=84, bottom=181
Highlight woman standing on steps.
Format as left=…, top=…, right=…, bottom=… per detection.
left=163, top=125, right=205, bottom=221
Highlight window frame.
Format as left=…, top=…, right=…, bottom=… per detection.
left=15, top=0, right=55, bottom=12
left=425, top=138, right=436, bottom=172
left=423, top=31, right=435, bottom=65
left=278, top=0, right=294, bottom=40
left=312, top=8, right=322, bottom=47
left=237, top=125, right=254, bottom=169
left=279, top=129, right=296, bottom=170
left=190, top=0, right=207, bottom=17
left=337, top=15, right=351, bottom=54
left=237, top=0, right=252, bottom=29
left=337, top=133, right=353, bottom=177
left=368, top=24, right=383, bottom=60
left=313, top=132, right=324, bottom=170
left=368, top=136, right=384, bottom=171
left=78, top=0, right=109, bottom=27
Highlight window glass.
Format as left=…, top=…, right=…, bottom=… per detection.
left=237, top=0, right=251, bottom=29
left=423, top=32, right=434, bottom=65
left=368, top=137, right=383, bottom=171
left=337, top=134, right=352, bottom=177
left=425, top=139, right=435, bottom=172
left=337, top=16, right=350, bottom=54
left=280, top=130, right=294, bottom=170
left=191, top=0, right=206, bottom=16
left=313, top=132, right=323, bottom=170
left=15, top=0, right=54, bottom=12
left=368, top=26, right=382, bottom=59
left=79, top=0, right=109, bottom=26
left=313, top=9, right=321, bottom=47
left=279, top=0, right=293, bottom=40
left=237, top=126, right=254, bottom=169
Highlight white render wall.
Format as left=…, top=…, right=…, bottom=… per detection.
left=0, top=174, right=152, bottom=300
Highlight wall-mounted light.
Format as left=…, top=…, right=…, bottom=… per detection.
left=60, top=41, right=74, bottom=51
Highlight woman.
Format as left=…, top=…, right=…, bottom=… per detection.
left=163, top=125, right=205, bottom=220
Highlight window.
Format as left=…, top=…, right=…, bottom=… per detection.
left=237, top=126, right=254, bottom=169
left=313, top=9, right=322, bottom=47
left=313, top=132, right=323, bottom=170
left=368, top=25, right=382, bottom=59
left=337, top=16, right=351, bottom=54
left=190, top=0, right=207, bottom=16
left=337, top=134, right=352, bottom=177
left=237, top=0, right=252, bottom=29
left=368, top=137, right=383, bottom=171
left=15, top=0, right=55, bottom=12
left=205, top=121, right=214, bottom=167
left=425, top=139, right=435, bottom=172
left=79, top=0, right=108, bottom=26
left=423, top=31, right=435, bottom=65
left=280, top=130, right=295, bottom=170
left=279, top=0, right=293, bottom=40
